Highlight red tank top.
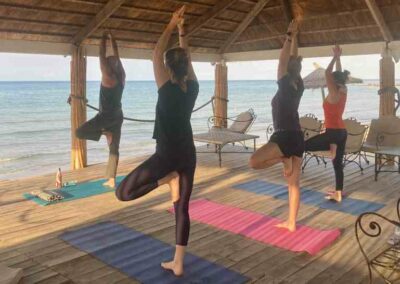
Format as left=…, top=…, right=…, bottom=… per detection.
left=323, top=92, right=347, bottom=129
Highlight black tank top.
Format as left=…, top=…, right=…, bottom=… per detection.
left=153, top=80, right=199, bottom=146
left=99, top=82, right=124, bottom=114
left=271, top=74, right=304, bottom=131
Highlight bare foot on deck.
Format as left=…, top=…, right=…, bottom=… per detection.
left=275, top=221, right=296, bottom=232
left=282, top=158, right=293, bottom=177
left=161, top=260, right=183, bottom=277
left=325, top=191, right=342, bottom=202
left=328, top=144, right=337, bottom=159
left=103, top=178, right=116, bottom=189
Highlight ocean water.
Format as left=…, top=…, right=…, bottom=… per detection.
left=0, top=80, right=385, bottom=180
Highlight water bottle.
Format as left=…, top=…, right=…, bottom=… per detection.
left=56, top=168, right=62, bottom=189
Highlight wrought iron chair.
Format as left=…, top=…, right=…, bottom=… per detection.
left=343, top=117, right=369, bottom=172
left=356, top=198, right=400, bottom=283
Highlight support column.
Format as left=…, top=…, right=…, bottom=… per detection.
left=70, top=46, right=87, bottom=170
left=214, top=61, right=228, bottom=128
left=379, top=47, right=395, bottom=117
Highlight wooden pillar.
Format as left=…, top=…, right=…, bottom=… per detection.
left=214, top=61, right=228, bottom=128
left=379, top=47, right=395, bottom=117
left=70, top=46, right=87, bottom=170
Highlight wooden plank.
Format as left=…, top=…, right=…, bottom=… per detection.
left=168, top=0, right=235, bottom=47
left=71, top=0, right=125, bottom=45
left=218, top=0, right=272, bottom=53
left=364, top=0, right=394, bottom=42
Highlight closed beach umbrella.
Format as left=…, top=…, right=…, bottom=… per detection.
left=304, top=63, right=363, bottom=100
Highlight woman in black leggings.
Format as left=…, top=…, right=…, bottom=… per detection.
left=305, top=45, right=350, bottom=202
left=116, top=6, right=197, bottom=277
left=75, top=31, right=125, bottom=189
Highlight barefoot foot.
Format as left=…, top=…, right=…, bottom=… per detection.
left=103, top=179, right=116, bottom=189
left=167, top=173, right=180, bottom=203
left=275, top=221, right=296, bottom=232
left=282, top=158, right=293, bottom=177
left=161, top=260, right=183, bottom=277
left=325, top=191, right=342, bottom=202
left=104, top=131, right=113, bottom=146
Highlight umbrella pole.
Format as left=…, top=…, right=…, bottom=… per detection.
left=321, top=87, right=326, bottom=100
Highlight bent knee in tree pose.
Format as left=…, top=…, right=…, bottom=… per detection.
left=75, top=31, right=126, bottom=189
left=249, top=20, right=304, bottom=232
left=116, top=6, right=198, bottom=277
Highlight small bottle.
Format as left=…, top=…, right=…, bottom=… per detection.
left=56, top=168, right=62, bottom=189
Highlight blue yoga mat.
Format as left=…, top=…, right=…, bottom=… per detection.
left=233, top=180, right=385, bottom=216
left=23, top=176, right=125, bottom=206
left=60, top=221, right=248, bottom=284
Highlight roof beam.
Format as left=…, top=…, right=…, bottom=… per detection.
left=71, top=0, right=125, bottom=45
left=186, top=0, right=237, bottom=37
left=218, top=0, right=271, bottom=53
left=169, top=0, right=235, bottom=47
left=364, top=0, right=394, bottom=42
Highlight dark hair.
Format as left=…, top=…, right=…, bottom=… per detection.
left=165, top=47, right=189, bottom=82
left=332, top=70, right=350, bottom=85
left=106, top=56, right=124, bottom=83
left=287, top=56, right=303, bottom=78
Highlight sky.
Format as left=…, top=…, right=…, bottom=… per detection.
left=0, top=52, right=399, bottom=81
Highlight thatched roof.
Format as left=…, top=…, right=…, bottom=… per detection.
left=1, top=0, right=400, bottom=61
left=304, top=66, right=363, bottom=89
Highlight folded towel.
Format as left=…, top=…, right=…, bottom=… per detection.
left=30, top=190, right=63, bottom=202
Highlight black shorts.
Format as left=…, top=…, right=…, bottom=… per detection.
left=270, top=130, right=304, bottom=158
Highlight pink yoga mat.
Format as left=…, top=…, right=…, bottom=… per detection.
left=169, top=199, right=341, bottom=255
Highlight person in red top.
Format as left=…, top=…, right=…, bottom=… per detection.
left=305, top=45, right=350, bottom=202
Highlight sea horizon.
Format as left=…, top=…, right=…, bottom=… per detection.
left=0, top=79, right=396, bottom=180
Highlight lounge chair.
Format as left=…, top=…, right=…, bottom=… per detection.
left=361, top=117, right=400, bottom=180
left=194, top=109, right=259, bottom=167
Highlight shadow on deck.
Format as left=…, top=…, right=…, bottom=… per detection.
left=0, top=147, right=399, bottom=283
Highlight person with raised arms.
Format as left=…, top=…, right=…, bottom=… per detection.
left=115, top=6, right=198, bottom=277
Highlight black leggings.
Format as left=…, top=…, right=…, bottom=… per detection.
left=76, top=112, right=123, bottom=179
left=305, top=129, right=347, bottom=191
left=116, top=144, right=196, bottom=246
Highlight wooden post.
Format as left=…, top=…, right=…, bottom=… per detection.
left=70, top=46, right=87, bottom=170
left=379, top=47, right=395, bottom=117
left=214, top=61, right=228, bottom=128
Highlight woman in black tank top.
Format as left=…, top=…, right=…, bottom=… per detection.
left=249, top=21, right=304, bottom=233
left=75, top=31, right=125, bottom=189
left=116, top=6, right=198, bottom=277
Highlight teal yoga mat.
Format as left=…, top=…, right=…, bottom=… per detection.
left=23, top=176, right=125, bottom=206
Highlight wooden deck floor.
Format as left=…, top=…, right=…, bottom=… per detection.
left=0, top=147, right=399, bottom=284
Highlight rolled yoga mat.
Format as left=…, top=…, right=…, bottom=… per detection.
left=232, top=180, right=385, bottom=216
left=60, top=221, right=248, bottom=284
left=169, top=199, right=341, bottom=255
left=23, top=176, right=125, bottom=206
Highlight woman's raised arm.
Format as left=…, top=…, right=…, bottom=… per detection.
left=153, top=6, right=185, bottom=88
left=178, top=18, right=197, bottom=82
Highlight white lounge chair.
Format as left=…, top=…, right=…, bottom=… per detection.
left=194, top=109, right=259, bottom=167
